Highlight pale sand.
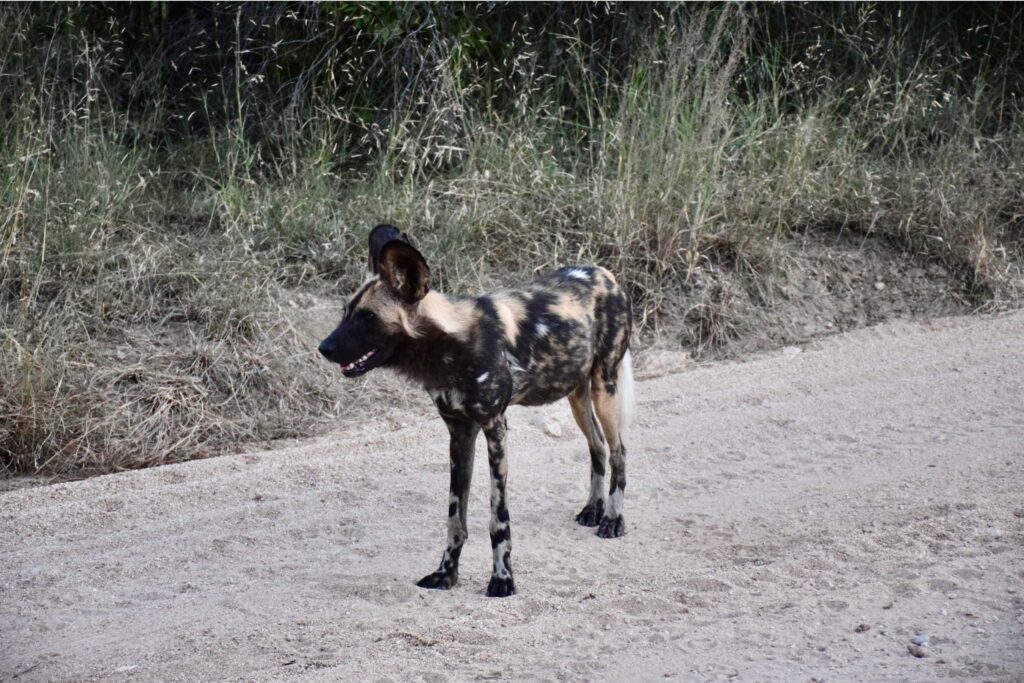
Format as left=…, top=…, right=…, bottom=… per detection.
left=3, top=312, right=1023, bottom=682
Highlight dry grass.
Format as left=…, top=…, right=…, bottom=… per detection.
left=2, top=5, right=1022, bottom=474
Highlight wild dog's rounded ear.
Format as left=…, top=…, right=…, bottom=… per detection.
left=368, top=224, right=409, bottom=274
left=379, top=240, right=429, bottom=303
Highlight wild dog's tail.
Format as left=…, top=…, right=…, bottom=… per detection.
left=618, top=348, right=635, bottom=432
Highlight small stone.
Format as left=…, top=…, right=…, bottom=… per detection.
left=781, top=346, right=802, bottom=356
left=911, top=634, right=929, bottom=646
left=874, top=281, right=886, bottom=291
left=907, top=644, right=927, bottom=658
left=532, top=415, right=562, bottom=438
left=855, top=623, right=871, bottom=633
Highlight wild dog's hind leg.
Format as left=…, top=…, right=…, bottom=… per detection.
left=418, top=416, right=478, bottom=590
left=482, top=414, right=515, bottom=597
left=568, top=383, right=607, bottom=527
left=592, top=372, right=626, bottom=538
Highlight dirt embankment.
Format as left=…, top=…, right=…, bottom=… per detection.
left=2, top=312, right=1023, bottom=682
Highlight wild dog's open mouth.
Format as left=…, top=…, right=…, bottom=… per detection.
left=339, top=349, right=378, bottom=377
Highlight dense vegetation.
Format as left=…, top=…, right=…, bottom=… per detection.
left=3, top=3, right=1022, bottom=474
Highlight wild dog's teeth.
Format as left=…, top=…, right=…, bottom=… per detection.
left=341, top=349, right=376, bottom=372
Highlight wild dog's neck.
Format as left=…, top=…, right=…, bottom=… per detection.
left=416, top=291, right=476, bottom=341
left=392, top=291, right=477, bottom=389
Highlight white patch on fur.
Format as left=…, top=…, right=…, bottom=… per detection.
left=607, top=488, right=624, bottom=518
left=429, top=387, right=464, bottom=411
left=566, top=268, right=590, bottom=280
left=535, top=321, right=549, bottom=338
left=504, top=350, right=524, bottom=375
left=489, top=475, right=503, bottom=516
left=589, top=472, right=605, bottom=502
left=446, top=389, right=464, bottom=411
left=477, top=372, right=490, bottom=383
left=618, top=348, right=635, bottom=432
left=492, top=539, right=512, bottom=578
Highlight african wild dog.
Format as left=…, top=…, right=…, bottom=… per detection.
left=318, top=224, right=634, bottom=597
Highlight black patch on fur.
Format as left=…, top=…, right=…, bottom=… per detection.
left=486, top=575, right=516, bottom=598
left=575, top=498, right=605, bottom=527
left=597, top=514, right=626, bottom=538
left=589, top=445, right=607, bottom=476
left=489, top=525, right=511, bottom=549
left=368, top=224, right=407, bottom=274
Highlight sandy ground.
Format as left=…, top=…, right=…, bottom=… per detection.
left=3, top=312, right=1024, bottom=682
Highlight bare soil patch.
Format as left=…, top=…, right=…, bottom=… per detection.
left=3, top=311, right=1023, bottom=681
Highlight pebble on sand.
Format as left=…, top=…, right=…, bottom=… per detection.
left=911, top=634, right=929, bottom=646
left=532, top=414, right=562, bottom=438
left=854, top=623, right=871, bottom=633
left=907, top=644, right=927, bottom=658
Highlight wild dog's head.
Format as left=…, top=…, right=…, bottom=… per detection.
left=318, top=224, right=430, bottom=377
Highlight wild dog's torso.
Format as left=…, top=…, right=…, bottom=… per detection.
left=492, top=266, right=630, bottom=406
left=396, top=266, right=631, bottom=420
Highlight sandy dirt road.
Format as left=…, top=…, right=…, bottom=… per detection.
left=3, top=312, right=1024, bottom=682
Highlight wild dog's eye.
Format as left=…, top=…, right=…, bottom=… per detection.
left=359, top=309, right=377, bottom=323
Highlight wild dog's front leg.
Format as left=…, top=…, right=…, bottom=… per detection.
left=482, top=415, right=515, bottom=597
left=417, top=416, right=478, bottom=590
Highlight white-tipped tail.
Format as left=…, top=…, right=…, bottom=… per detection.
left=618, top=348, right=635, bottom=432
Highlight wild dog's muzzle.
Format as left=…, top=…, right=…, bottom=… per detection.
left=318, top=337, right=381, bottom=377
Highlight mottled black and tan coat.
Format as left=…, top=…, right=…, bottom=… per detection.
left=319, top=225, right=634, bottom=597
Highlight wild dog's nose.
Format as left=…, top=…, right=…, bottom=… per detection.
left=318, top=339, right=335, bottom=359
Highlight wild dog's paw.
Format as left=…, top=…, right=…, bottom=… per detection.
left=596, top=515, right=626, bottom=538
left=485, top=575, right=516, bottom=598
left=417, top=570, right=458, bottom=590
left=575, top=499, right=605, bottom=527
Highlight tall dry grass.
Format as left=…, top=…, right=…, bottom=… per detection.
left=2, top=4, right=1022, bottom=474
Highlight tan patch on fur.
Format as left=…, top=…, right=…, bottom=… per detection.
left=594, top=266, right=618, bottom=286
left=356, top=282, right=420, bottom=337
left=611, top=326, right=628, bottom=354
left=417, top=291, right=477, bottom=340
left=491, top=295, right=527, bottom=346
left=594, top=267, right=618, bottom=294
left=548, top=292, right=589, bottom=321
left=592, top=388, right=622, bottom=450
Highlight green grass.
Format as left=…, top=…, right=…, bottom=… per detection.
left=2, top=4, right=1022, bottom=474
